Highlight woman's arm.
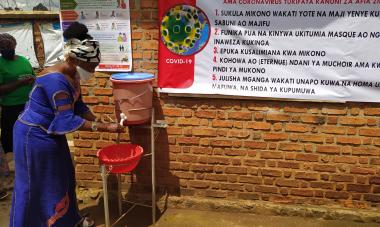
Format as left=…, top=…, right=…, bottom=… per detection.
left=79, top=120, right=124, bottom=133
left=80, top=111, right=98, bottom=122
left=0, top=76, right=35, bottom=96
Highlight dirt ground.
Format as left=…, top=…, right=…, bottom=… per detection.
left=80, top=200, right=380, bottom=227
left=1, top=170, right=379, bottom=227
left=2, top=191, right=380, bottom=227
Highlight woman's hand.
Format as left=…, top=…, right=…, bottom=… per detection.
left=19, top=76, right=35, bottom=85
left=0, top=75, right=35, bottom=95
left=106, top=123, right=125, bottom=133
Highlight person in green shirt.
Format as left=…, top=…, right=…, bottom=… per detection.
left=0, top=33, right=35, bottom=156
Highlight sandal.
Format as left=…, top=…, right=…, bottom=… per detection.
left=81, top=217, right=95, bottom=227
left=76, top=213, right=95, bottom=227
left=0, top=190, right=8, bottom=200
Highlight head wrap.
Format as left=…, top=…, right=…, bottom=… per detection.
left=64, top=38, right=101, bottom=63
left=0, top=33, right=16, bottom=52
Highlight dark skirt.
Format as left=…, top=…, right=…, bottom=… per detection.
left=10, top=120, right=81, bottom=227
left=1, top=104, right=25, bottom=153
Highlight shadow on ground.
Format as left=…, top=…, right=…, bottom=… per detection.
left=80, top=198, right=161, bottom=227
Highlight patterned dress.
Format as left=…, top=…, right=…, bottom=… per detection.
left=10, top=73, right=89, bottom=227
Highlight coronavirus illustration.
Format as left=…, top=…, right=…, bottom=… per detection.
left=161, top=5, right=210, bottom=56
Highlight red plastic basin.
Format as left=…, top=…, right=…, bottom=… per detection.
left=97, top=144, right=144, bottom=174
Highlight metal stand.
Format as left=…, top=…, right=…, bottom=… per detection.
left=100, top=109, right=167, bottom=227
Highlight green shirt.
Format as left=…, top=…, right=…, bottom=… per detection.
left=0, top=56, right=35, bottom=106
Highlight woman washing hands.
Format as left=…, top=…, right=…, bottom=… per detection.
left=10, top=22, right=124, bottom=227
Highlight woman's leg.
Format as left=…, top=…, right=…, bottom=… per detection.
left=1, top=104, right=25, bottom=153
left=0, top=145, right=9, bottom=200
left=0, top=174, right=9, bottom=200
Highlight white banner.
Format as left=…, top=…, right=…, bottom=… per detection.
left=39, top=22, right=64, bottom=67
left=158, top=1, right=380, bottom=102
left=0, top=22, right=39, bottom=68
left=10, top=0, right=60, bottom=11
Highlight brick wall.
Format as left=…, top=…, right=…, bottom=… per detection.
left=73, top=0, right=380, bottom=210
